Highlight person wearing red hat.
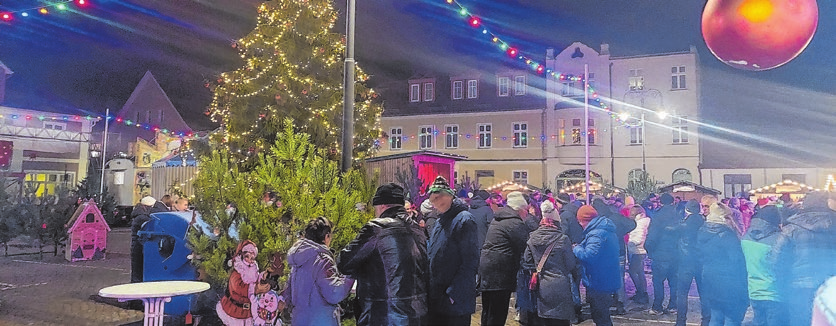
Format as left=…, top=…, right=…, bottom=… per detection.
left=217, top=240, right=269, bottom=326
left=573, top=205, right=620, bottom=326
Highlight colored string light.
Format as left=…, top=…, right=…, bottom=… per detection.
left=0, top=0, right=89, bottom=22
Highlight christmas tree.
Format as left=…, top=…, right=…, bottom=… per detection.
left=188, top=120, right=375, bottom=286
left=207, top=0, right=383, bottom=166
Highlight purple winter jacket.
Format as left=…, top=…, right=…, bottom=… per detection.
left=287, top=238, right=354, bottom=326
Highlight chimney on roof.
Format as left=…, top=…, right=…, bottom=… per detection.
left=600, top=43, right=610, bottom=55
left=546, top=47, right=555, bottom=59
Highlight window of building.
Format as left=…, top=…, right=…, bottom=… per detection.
left=476, top=170, right=495, bottom=186
left=672, top=168, right=693, bottom=183
left=782, top=174, right=806, bottom=183
left=672, top=116, right=688, bottom=144
left=671, top=66, right=686, bottom=90
left=445, top=124, right=459, bottom=149
left=588, top=128, right=596, bottom=145
left=628, top=169, right=647, bottom=185
left=159, top=110, right=164, bottom=122
left=513, top=122, right=528, bottom=148
left=514, top=76, right=526, bottom=95
left=723, top=174, right=752, bottom=198
left=452, top=81, right=463, bottom=100
left=419, top=126, right=434, bottom=149
left=43, top=122, right=66, bottom=131
left=478, top=123, right=492, bottom=148
left=25, top=172, right=75, bottom=197
left=513, top=170, right=528, bottom=184
left=389, top=127, right=402, bottom=150
left=561, top=81, right=583, bottom=97
left=498, top=77, right=510, bottom=97
left=630, top=126, right=643, bottom=144
left=409, top=83, right=420, bottom=102
left=629, top=69, right=644, bottom=90
left=467, top=80, right=478, bottom=99
left=423, top=82, right=434, bottom=102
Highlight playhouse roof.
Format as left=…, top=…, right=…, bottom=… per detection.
left=67, top=199, right=111, bottom=233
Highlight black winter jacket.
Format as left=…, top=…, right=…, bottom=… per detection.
left=772, top=208, right=836, bottom=291
left=130, top=201, right=169, bottom=242
left=672, top=212, right=704, bottom=260
left=338, top=206, right=429, bottom=326
left=559, top=203, right=584, bottom=244
left=478, top=206, right=529, bottom=291
left=594, top=200, right=636, bottom=256
left=697, top=222, right=749, bottom=314
left=469, top=198, right=494, bottom=251
left=645, top=204, right=682, bottom=263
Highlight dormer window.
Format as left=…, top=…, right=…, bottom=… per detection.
left=452, top=81, right=463, bottom=100
left=409, top=83, right=420, bottom=102
left=467, top=80, right=478, bottom=99
left=514, top=76, right=526, bottom=95
left=498, top=77, right=510, bottom=97
left=423, top=82, right=434, bottom=101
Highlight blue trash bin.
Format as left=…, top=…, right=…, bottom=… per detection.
left=138, top=211, right=200, bottom=316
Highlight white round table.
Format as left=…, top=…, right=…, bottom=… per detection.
left=100, top=281, right=210, bottom=326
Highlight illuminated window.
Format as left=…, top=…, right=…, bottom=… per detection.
left=390, top=127, right=402, bottom=150
left=629, top=69, right=644, bottom=90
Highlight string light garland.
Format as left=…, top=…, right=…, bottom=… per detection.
left=442, top=0, right=623, bottom=123
left=206, top=0, right=384, bottom=163
left=0, top=0, right=89, bottom=22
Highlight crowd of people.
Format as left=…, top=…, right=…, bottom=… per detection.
left=281, top=177, right=836, bottom=326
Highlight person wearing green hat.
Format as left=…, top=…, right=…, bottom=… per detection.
left=425, top=176, right=479, bottom=326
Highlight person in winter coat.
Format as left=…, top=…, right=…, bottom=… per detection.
left=741, top=205, right=785, bottom=326
left=644, top=193, right=681, bottom=314
left=470, top=189, right=495, bottom=254
left=673, top=200, right=709, bottom=326
left=593, top=198, right=636, bottom=314
left=420, top=198, right=438, bottom=233
left=573, top=205, right=620, bottom=326
left=559, top=200, right=584, bottom=313
left=287, top=217, right=354, bottom=326
left=338, top=183, right=429, bottom=326
left=522, top=203, right=577, bottom=326
left=772, top=191, right=836, bottom=326
left=627, top=204, right=651, bottom=305
left=425, top=176, right=479, bottom=326
left=698, top=203, right=749, bottom=326
left=130, top=196, right=168, bottom=283
left=479, top=191, right=530, bottom=326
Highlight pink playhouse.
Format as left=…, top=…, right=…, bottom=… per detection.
left=65, top=199, right=111, bottom=262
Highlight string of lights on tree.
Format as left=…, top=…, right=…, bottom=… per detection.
left=0, top=0, right=89, bottom=22
left=206, top=0, right=383, bottom=164
left=442, top=0, right=638, bottom=127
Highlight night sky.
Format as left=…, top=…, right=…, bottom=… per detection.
left=0, top=0, right=833, bottom=163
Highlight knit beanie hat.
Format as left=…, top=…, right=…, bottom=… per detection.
left=660, top=193, right=675, bottom=205
left=685, top=199, right=701, bottom=215
left=576, top=205, right=598, bottom=226
left=506, top=191, right=528, bottom=210
left=372, top=183, right=406, bottom=206
left=706, top=203, right=731, bottom=224
left=624, top=196, right=635, bottom=207
left=754, top=205, right=782, bottom=226
left=428, top=176, right=455, bottom=196
left=140, top=196, right=156, bottom=207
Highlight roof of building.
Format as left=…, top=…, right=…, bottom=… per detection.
left=110, top=71, right=191, bottom=142
left=0, top=61, right=12, bottom=76
left=658, top=181, right=721, bottom=195
left=365, top=150, right=467, bottom=162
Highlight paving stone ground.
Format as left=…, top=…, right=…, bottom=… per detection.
left=0, top=228, right=753, bottom=325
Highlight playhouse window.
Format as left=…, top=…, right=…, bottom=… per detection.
left=85, top=213, right=95, bottom=223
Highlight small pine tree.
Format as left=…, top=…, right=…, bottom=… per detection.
left=76, top=160, right=118, bottom=225
left=40, top=187, right=78, bottom=256
left=627, top=171, right=658, bottom=202
left=395, top=164, right=426, bottom=209
left=188, top=119, right=375, bottom=287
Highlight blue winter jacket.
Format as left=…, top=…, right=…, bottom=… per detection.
left=287, top=238, right=354, bottom=326
left=427, top=199, right=479, bottom=316
left=573, top=216, right=620, bottom=292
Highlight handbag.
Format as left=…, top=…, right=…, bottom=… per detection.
left=529, top=240, right=559, bottom=291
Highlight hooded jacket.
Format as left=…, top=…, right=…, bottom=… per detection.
left=427, top=198, right=479, bottom=316
left=287, top=238, right=354, bottom=326
left=573, top=216, right=620, bottom=292
left=338, top=206, right=429, bottom=326
left=469, top=197, right=494, bottom=251
left=627, top=213, right=650, bottom=255
left=522, top=225, right=576, bottom=320
left=478, top=206, right=529, bottom=291
left=594, top=200, right=636, bottom=256
left=741, top=217, right=782, bottom=301
left=673, top=212, right=705, bottom=260
left=697, top=222, right=749, bottom=312
left=772, top=207, right=836, bottom=291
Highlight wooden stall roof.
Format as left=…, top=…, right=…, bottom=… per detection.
left=365, top=150, right=467, bottom=162
left=658, top=181, right=721, bottom=195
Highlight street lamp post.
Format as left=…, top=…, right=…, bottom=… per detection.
left=341, top=0, right=356, bottom=173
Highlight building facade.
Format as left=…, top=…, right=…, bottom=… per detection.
left=376, top=42, right=702, bottom=192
